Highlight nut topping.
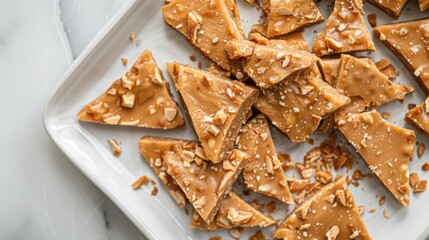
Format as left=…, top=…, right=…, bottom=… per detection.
left=326, top=225, right=340, bottom=240
left=187, top=11, right=203, bottom=44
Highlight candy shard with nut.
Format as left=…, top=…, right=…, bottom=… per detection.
left=162, top=0, right=246, bottom=79
left=366, top=0, right=406, bottom=18
left=405, top=96, right=429, bottom=136
left=336, top=54, right=413, bottom=108
left=265, top=0, right=324, bottom=37
left=78, top=50, right=184, bottom=129
left=312, top=0, right=375, bottom=56
left=273, top=177, right=371, bottom=239
left=249, top=24, right=310, bottom=51
left=255, top=64, right=350, bottom=142
left=226, top=39, right=317, bottom=88
left=190, top=192, right=275, bottom=230
left=337, top=110, right=415, bottom=206
left=374, top=18, right=429, bottom=94
left=167, top=63, right=258, bottom=163
left=163, top=140, right=248, bottom=224
left=237, top=115, right=294, bottom=204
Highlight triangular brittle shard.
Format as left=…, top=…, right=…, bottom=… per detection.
left=337, top=110, right=415, bottom=206
left=254, top=64, right=350, bottom=142
left=374, top=18, right=429, bottom=94
left=78, top=50, right=184, bottom=129
left=312, top=0, right=375, bottom=56
left=190, top=192, right=276, bottom=230
left=336, top=54, right=413, bottom=108
left=237, top=115, right=294, bottom=204
left=167, top=63, right=259, bottom=163
left=165, top=145, right=248, bottom=223
left=264, top=0, right=324, bottom=37
left=273, top=177, right=372, bottom=239
left=405, top=97, right=429, bottom=136
left=162, top=0, right=246, bottom=79
left=139, top=136, right=189, bottom=207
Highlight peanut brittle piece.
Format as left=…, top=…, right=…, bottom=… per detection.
left=374, top=18, right=429, bottom=94
left=273, top=176, right=371, bottom=239
left=190, top=192, right=275, bottom=230
left=336, top=54, right=413, bottom=108
left=419, top=0, right=429, bottom=11
left=167, top=63, right=259, bottom=163
left=366, top=0, right=406, bottom=18
left=162, top=0, right=246, bottom=79
left=337, top=110, right=415, bottom=206
left=165, top=147, right=248, bottom=223
left=255, top=64, right=350, bottom=142
left=225, top=39, right=316, bottom=88
left=78, top=50, right=184, bottom=129
left=139, top=136, right=190, bottom=207
left=265, top=0, right=324, bottom=37
left=249, top=24, right=310, bottom=51
left=405, top=97, right=429, bottom=136
left=237, top=115, right=294, bottom=204
left=312, top=0, right=375, bottom=56
left=319, top=57, right=375, bottom=87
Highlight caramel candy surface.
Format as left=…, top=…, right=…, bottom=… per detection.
left=255, top=64, right=350, bottom=142
left=167, top=63, right=259, bottom=163
left=405, top=97, right=429, bottom=136
left=374, top=18, right=429, bottom=94
left=312, top=0, right=375, bottom=56
left=226, top=40, right=316, bottom=88
left=337, top=110, right=415, bottom=206
left=273, top=176, right=372, bottom=239
left=78, top=50, right=184, bottom=129
left=237, top=115, right=294, bottom=204
left=162, top=0, right=246, bottom=79
left=366, top=0, right=406, bottom=18
left=336, top=54, right=413, bottom=108
left=419, top=0, right=429, bottom=11
left=249, top=24, right=310, bottom=51
left=265, top=0, right=323, bottom=37
left=319, top=57, right=375, bottom=87
left=190, top=191, right=275, bottom=230
left=139, top=136, right=190, bottom=207
left=164, top=143, right=248, bottom=223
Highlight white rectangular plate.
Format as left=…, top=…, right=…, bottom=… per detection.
left=44, top=0, right=429, bottom=239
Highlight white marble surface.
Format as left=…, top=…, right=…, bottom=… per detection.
left=0, top=0, right=144, bottom=239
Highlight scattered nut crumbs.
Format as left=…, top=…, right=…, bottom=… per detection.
left=249, top=230, right=267, bottom=240
left=418, top=143, right=425, bottom=159
left=198, top=61, right=203, bottom=69
left=209, top=236, right=221, bottom=240
left=184, top=207, right=189, bottom=216
left=132, top=175, right=150, bottom=190
left=135, top=39, right=141, bottom=46
left=189, top=55, right=196, bottom=62
left=358, top=205, right=365, bottom=215
left=378, top=196, right=385, bottom=205
left=107, top=139, right=121, bottom=157
left=410, top=172, right=420, bottom=187
left=369, top=209, right=376, bottom=214
left=130, top=32, right=136, bottom=40
left=121, top=57, right=128, bottom=66
left=408, top=103, right=417, bottom=110
left=422, top=163, right=429, bottom=171
left=367, top=13, right=377, bottom=27
left=382, top=112, right=391, bottom=119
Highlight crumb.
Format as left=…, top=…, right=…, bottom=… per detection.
left=209, top=236, right=222, bottom=240
left=358, top=205, right=365, bottom=215
left=383, top=210, right=389, bottom=219
left=422, top=162, right=429, bottom=171
left=369, top=209, right=376, bottom=214
left=308, top=138, right=314, bottom=145
left=382, top=112, right=391, bottom=119
left=189, top=55, right=197, bottom=62
left=184, top=207, right=189, bottom=216
left=121, top=57, right=128, bottom=66
left=410, top=172, right=420, bottom=187
left=198, top=61, right=203, bottom=69
left=414, top=179, right=427, bottom=193
left=408, top=103, right=416, bottom=110
left=229, top=227, right=243, bottom=239
left=151, top=186, right=158, bottom=196
left=136, top=39, right=141, bottom=46
left=130, top=32, right=136, bottom=40
left=418, top=143, right=425, bottom=159
left=367, top=13, right=377, bottom=27
left=265, top=201, right=277, bottom=213
left=107, top=139, right=121, bottom=157
left=378, top=195, right=385, bottom=205
left=132, top=175, right=150, bottom=190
